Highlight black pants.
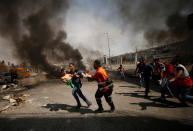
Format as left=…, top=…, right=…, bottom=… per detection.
left=95, top=88, right=114, bottom=109
left=144, top=77, right=151, bottom=96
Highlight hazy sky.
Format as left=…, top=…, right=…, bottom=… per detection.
left=0, top=0, right=145, bottom=64
left=64, top=0, right=193, bottom=57
left=0, top=0, right=192, bottom=64
left=65, top=0, right=146, bottom=56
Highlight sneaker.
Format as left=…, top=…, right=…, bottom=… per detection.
left=87, top=102, right=92, bottom=108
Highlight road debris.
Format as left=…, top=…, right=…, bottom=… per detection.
left=1, top=85, right=8, bottom=90
left=1, top=83, right=18, bottom=91
left=0, top=94, right=30, bottom=113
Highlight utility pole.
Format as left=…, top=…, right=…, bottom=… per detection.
left=120, top=55, right=122, bottom=65
left=104, top=32, right=111, bottom=68
left=135, top=47, right=138, bottom=66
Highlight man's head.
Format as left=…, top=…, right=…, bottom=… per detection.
left=154, top=58, right=160, bottom=65
left=140, top=58, right=145, bottom=63
left=69, top=63, right=75, bottom=72
left=94, top=60, right=101, bottom=69
left=171, top=56, right=181, bottom=65
left=120, top=64, right=122, bottom=67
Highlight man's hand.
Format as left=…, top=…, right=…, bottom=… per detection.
left=158, top=80, right=162, bottom=85
left=85, top=74, right=92, bottom=78
left=169, top=78, right=175, bottom=83
left=80, top=72, right=92, bottom=78
left=136, top=73, right=139, bottom=77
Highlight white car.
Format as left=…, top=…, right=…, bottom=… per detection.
left=0, top=72, right=12, bottom=84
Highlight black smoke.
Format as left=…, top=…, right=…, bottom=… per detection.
left=0, top=0, right=85, bottom=74
left=144, top=12, right=190, bottom=45
left=115, top=0, right=193, bottom=46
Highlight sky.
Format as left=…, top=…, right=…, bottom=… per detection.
left=0, top=0, right=142, bottom=64
left=0, top=0, right=192, bottom=64
left=64, top=0, right=146, bottom=57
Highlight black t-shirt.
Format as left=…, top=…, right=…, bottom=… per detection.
left=69, top=70, right=83, bottom=87
left=137, top=63, right=146, bottom=73
left=143, top=64, right=153, bottom=78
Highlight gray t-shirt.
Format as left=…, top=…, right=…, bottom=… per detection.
left=175, top=64, right=189, bottom=78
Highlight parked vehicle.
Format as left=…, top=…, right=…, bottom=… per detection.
left=0, top=72, right=12, bottom=84
left=10, top=68, right=30, bottom=79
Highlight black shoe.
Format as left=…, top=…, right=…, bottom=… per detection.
left=95, top=108, right=104, bottom=113
left=167, top=95, right=173, bottom=98
left=159, top=97, right=166, bottom=102
left=109, top=103, right=115, bottom=112
left=76, top=105, right=81, bottom=109
left=181, top=103, right=189, bottom=107
left=144, top=94, right=148, bottom=98
left=110, top=107, right=115, bottom=112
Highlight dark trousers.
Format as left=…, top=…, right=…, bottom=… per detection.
left=95, top=88, right=114, bottom=109
left=144, top=77, right=151, bottom=96
left=139, top=72, right=144, bottom=87
left=72, top=85, right=91, bottom=107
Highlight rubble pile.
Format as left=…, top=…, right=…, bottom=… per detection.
left=0, top=94, right=30, bottom=113
left=0, top=84, right=18, bottom=90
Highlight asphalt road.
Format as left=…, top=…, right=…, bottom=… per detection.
left=0, top=78, right=193, bottom=131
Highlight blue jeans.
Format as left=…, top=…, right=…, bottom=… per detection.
left=161, top=78, right=174, bottom=98
left=175, top=86, right=193, bottom=104
left=72, top=84, right=91, bottom=106
left=120, top=72, right=125, bottom=79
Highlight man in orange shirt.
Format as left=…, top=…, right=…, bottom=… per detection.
left=89, top=60, right=115, bottom=112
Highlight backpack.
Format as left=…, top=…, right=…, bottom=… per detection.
left=164, top=62, right=174, bottom=75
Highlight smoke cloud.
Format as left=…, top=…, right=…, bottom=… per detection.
left=115, top=0, right=193, bottom=46
left=0, top=0, right=85, bottom=74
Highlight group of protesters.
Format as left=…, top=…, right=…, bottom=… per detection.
left=60, top=60, right=115, bottom=113
left=59, top=55, right=193, bottom=113
left=135, top=56, right=193, bottom=106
